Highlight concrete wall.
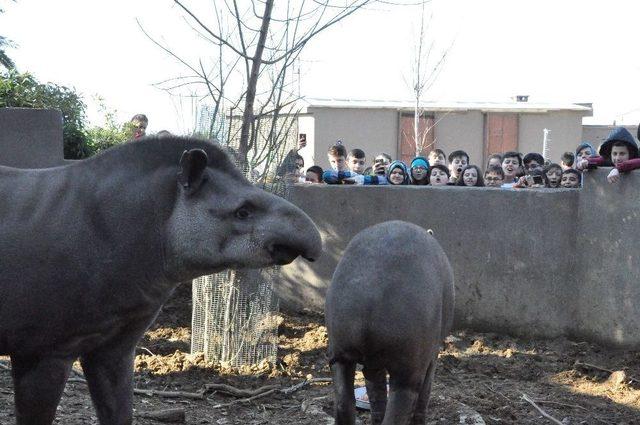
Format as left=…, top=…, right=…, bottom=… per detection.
left=519, top=111, right=585, bottom=164
left=309, top=107, right=398, bottom=170
left=279, top=171, right=640, bottom=348
left=575, top=171, right=640, bottom=346
left=0, top=108, right=65, bottom=168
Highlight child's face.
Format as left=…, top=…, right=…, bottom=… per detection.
left=373, top=155, right=390, bottom=175
left=389, top=168, right=405, bottom=185
left=577, top=147, right=592, bottom=159
left=561, top=172, right=580, bottom=188
left=429, top=152, right=446, bottom=167
left=560, top=161, right=572, bottom=171
left=132, top=119, right=147, bottom=138
left=611, top=146, right=630, bottom=165
left=328, top=154, right=347, bottom=171
left=449, top=156, right=468, bottom=177
left=546, top=168, right=562, bottom=188
left=502, top=156, right=519, bottom=178
left=411, top=165, right=428, bottom=181
left=430, top=169, right=448, bottom=186
left=525, top=160, right=543, bottom=173
left=305, top=171, right=320, bottom=183
left=487, top=158, right=501, bottom=168
left=348, top=155, right=366, bottom=174
left=294, top=158, right=304, bottom=175
left=462, top=168, right=478, bottom=186
left=484, top=171, right=503, bottom=187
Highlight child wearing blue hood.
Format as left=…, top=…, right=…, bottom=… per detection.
left=576, top=127, right=640, bottom=184
left=410, top=157, right=429, bottom=185
left=387, top=160, right=410, bottom=185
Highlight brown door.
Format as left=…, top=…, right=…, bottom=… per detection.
left=398, top=113, right=435, bottom=164
left=484, top=113, right=518, bottom=165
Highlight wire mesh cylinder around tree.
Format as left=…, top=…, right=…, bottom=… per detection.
left=190, top=108, right=298, bottom=366
left=191, top=268, right=280, bottom=366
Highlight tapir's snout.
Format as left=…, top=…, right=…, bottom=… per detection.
left=265, top=197, right=323, bottom=265
left=268, top=243, right=306, bottom=265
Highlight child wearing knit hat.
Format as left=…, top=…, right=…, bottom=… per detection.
left=410, top=156, right=429, bottom=185
left=387, top=160, right=410, bottom=185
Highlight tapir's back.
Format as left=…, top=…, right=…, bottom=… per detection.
left=325, top=221, right=454, bottom=365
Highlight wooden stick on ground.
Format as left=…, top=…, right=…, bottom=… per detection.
left=136, top=408, right=186, bottom=423
left=481, top=383, right=512, bottom=403
left=282, top=377, right=332, bottom=395
left=533, top=399, right=587, bottom=411
left=521, top=393, right=564, bottom=425
left=210, top=387, right=279, bottom=409
left=574, top=361, right=639, bottom=383
left=67, top=375, right=205, bottom=400
left=204, top=383, right=279, bottom=398
left=210, top=377, right=332, bottom=409
left=133, top=388, right=205, bottom=400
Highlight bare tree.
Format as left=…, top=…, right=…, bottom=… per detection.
left=141, top=0, right=392, bottom=176
left=406, top=2, right=452, bottom=157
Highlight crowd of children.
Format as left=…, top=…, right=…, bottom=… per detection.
left=284, top=126, right=640, bottom=189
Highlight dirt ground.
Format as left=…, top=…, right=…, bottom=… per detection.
left=1, top=282, right=640, bottom=424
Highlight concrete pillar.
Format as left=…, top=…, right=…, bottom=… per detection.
left=0, top=108, right=65, bottom=168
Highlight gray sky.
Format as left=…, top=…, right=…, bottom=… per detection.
left=2, top=0, right=640, bottom=134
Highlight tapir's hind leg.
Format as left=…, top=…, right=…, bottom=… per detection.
left=80, top=342, right=136, bottom=425
left=11, top=355, right=72, bottom=425
left=381, top=367, right=425, bottom=425
left=363, top=366, right=387, bottom=425
left=411, top=356, right=437, bottom=425
left=330, top=360, right=357, bottom=425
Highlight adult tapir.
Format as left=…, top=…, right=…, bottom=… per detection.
left=0, top=136, right=322, bottom=425
left=325, top=221, right=454, bottom=425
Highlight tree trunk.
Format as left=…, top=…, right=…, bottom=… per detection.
left=414, top=96, right=420, bottom=157
left=238, top=0, right=274, bottom=169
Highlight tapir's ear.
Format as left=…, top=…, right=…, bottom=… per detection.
left=178, top=149, right=208, bottom=192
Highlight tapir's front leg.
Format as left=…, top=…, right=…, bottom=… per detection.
left=80, top=340, right=137, bottom=425
left=11, top=354, right=73, bottom=425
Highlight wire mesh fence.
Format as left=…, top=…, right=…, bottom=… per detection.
left=191, top=269, right=280, bottom=366
left=190, top=107, right=298, bottom=366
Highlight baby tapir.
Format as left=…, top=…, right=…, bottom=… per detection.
left=0, top=136, right=322, bottom=425
left=325, top=221, right=454, bottom=425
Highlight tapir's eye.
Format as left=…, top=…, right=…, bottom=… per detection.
left=235, top=205, right=251, bottom=220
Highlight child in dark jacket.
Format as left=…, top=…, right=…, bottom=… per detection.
left=576, top=127, right=640, bottom=184
left=456, top=165, right=484, bottom=187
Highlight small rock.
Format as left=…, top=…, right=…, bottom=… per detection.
left=458, top=403, right=486, bottom=424
left=606, top=370, right=627, bottom=386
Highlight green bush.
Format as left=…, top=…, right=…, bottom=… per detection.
left=0, top=70, right=90, bottom=158
left=84, top=98, right=135, bottom=156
